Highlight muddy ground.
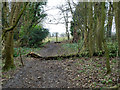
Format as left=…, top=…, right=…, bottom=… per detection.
left=2, top=42, right=119, bottom=88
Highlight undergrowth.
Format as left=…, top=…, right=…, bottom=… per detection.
left=13, top=47, right=41, bottom=57
left=62, top=42, right=118, bottom=57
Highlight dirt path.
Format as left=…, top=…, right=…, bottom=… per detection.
left=2, top=43, right=74, bottom=88
left=38, top=42, right=65, bottom=57
left=3, top=59, right=71, bottom=88
left=2, top=43, right=119, bottom=88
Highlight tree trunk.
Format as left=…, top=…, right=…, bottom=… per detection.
left=101, top=2, right=111, bottom=74
left=65, top=12, right=70, bottom=40
left=96, top=18, right=102, bottom=50
left=3, top=30, right=15, bottom=70
left=73, top=25, right=78, bottom=43
left=96, top=3, right=105, bottom=51
left=118, top=2, right=120, bottom=85
left=117, top=1, right=120, bottom=57
left=103, top=39, right=111, bottom=74
left=83, top=29, right=88, bottom=50
left=107, top=3, right=113, bottom=38
left=2, top=2, right=8, bottom=61
left=2, top=2, right=28, bottom=71
left=93, top=3, right=97, bottom=53
left=88, top=2, right=94, bottom=57
left=68, top=0, right=78, bottom=43
left=114, top=2, right=120, bottom=85
left=66, top=23, right=70, bottom=40
left=83, top=3, right=88, bottom=50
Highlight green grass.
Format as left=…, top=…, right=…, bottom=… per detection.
left=62, top=41, right=118, bottom=57
left=75, top=62, right=80, bottom=65
left=14, top=47, right=41, bottom=57
left=111, top=59, right=117, bottom=63
left=57, top=57, right=62, bottom=61
left=96, top=64, right=101, bottom=67
left=62, top=43, right=78, bottom=52
left=77, top=69, right=85, bottom=73
left=43, top=37, right=69, bottom=42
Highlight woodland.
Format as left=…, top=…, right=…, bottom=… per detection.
left=1, top=1, right=120, bottom=89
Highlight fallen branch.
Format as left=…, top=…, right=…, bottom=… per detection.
left=26, top=50, right=117, bottom=60
left=26, top=52, right=80, bottom=60
left=26, top=52, right=42, bottom=58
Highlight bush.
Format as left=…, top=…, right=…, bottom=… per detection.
left=107, top=42, right=118, bottom=57
left=19, top=25, right=49, bottom=47
left=28, top=26, right=49, bottom=47
left=13, top=47, right=41, bottom=57
left=62, top=42, right=118, bottom=57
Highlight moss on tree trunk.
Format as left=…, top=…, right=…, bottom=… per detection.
left=3, top=31, right=15, bottom=71
left=103, top=39, right=111, bottom=74
left=2, top=2, right=28, bottom=71
left=114, top=2, right=120, bottom=86
left=88, top=2, right=94, bottom=57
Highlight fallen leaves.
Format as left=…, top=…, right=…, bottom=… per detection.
left=2, top=57, right=119, bottom=88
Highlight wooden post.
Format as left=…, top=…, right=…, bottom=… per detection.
left=56, top=32, right=58, bottom=42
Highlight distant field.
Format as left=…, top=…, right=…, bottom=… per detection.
left=43, top=37, right=72, bottom=42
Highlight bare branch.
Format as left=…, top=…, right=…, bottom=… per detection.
left=3, top=2, right=28, bottom=33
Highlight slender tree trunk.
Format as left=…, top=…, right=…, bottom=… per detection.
left=117, top=2, right=120, bottom=57
left=67, top=0, right=78, bottom=43
left=96, top=3, right=104, bottom=50
left=103, top=39, right=111, bottom=74
left=93, top=3, right=97, bottom=53
left=101, top=2, right=111, bottom=74
left=118, top=2, right=120, bottom=85
left=88, top=2, right=94, bottom=57
left=107, top=3, right=113, bottom=38
left=65, top=12, right=70, bottom=40
left=83, top=29, right=88, bottom=50
left=66, top=23, right=70, bottom=40
left=73, top=25, right=78, bottom=43
left=94, top=2, right=100, bottom=51
left=96, top=18, right=102, bottom=50
left=83, top=3, right=88, bottom=50
left=114, top=2, right=120, bottom=85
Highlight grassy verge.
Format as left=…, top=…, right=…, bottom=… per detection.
left=62, top=43, right=78, bottom=54
left=13, top=47, right=41, bottom=57
left=62, top=42, right=118, bottom=57
left=43, top=37, right=69, bottom=42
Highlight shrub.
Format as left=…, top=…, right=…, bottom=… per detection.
left=28, top=26, right=49, bottom=47
left=107, top=42, right=118, bottom=57
left=19, top=25, right=49, bottom=47
left=13, top=48, right=19, bottom=57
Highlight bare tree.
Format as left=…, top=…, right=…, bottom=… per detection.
left=57, top=4, right=70, bottom=40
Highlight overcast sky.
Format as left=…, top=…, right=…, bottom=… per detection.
left=43, top=0, right=78, bottom=34
left=42, top=0, right=116, bottom=34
